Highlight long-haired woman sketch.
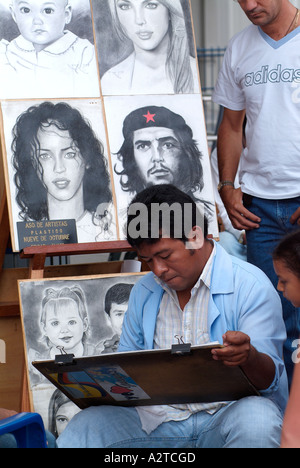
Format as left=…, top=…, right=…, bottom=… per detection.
left=97, top=0, right=199, bottom=95
left=11, top=101, right=116, bottom=243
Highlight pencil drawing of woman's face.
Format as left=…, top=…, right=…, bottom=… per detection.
left=55, top=401, right=80, bottom=436
left=36, top=124, right=86, bottom=203
left=116, top=0, right=170, bottom=52
left=43, top=298, right=88, bottom=351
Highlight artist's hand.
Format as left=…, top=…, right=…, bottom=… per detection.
left=211, top=331, right=253, bottom=367
left=290, top=207, right=300, bottom=226
left=0, top=408, right=17, bottom=421
left=221, top=187, right=261, bottom=231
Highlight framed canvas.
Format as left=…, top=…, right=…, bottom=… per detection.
left=92, top=0, right=201, bottom=96
left=18, top=271, right=146, bottom=438
left=104, top=93, right=219, bottom=239
left=0, top=98, right=118, bottom=251
left=0, top=0, right=100, bottom=99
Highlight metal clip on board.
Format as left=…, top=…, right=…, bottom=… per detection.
left=171, top=336, right=191, bottom=356
left=55, top=346, right=75, bottom=366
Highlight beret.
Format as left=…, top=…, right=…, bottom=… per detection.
left=122, top=106, right=193, bottom=139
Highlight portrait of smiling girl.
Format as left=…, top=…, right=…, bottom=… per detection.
left=94, top=0, right=200, bottom=95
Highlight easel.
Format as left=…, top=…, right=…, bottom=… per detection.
left=19, top=240, right=137, bottom=412
left=0, top=172, right=137, bottom=411
left=21, top=241, right=134, bottom=280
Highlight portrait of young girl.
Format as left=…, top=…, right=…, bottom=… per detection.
left=93, top=0, right=200, bottom=95
left=1, top=99, right=117, bottom=250
left=27, top=285, right=97, bottom=384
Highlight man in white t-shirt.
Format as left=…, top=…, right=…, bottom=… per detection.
left=213, top=0, right=300, bottom=386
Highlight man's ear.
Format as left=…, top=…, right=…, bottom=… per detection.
left=186, top=226, right=204, bottom=250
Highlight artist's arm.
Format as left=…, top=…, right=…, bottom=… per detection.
left=0, top=409, right=17, bottom=421
left=211, top=331, right=275, bottom=390
left=217, top=108, right=261, bottom=231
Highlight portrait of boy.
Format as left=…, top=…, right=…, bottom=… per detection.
left=0, top=0, right=100, bottom=99
left=101, top=282, right=134, bottom=353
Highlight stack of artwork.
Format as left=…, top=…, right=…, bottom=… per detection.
left=0, top=0, right=219, bottom=438
left=0, top=0, right=218, bottom=251
left=18, top=272, right=146, bottom=436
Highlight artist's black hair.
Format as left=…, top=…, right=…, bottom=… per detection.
left=126, top=184, right=208, bottom=248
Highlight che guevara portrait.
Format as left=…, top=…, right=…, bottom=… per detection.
left=104, top=93, right=218, bottom=239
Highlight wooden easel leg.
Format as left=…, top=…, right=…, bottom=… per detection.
left=21, top=256, right=46, bottom=412
left=20, top=362, right=31, bottom=412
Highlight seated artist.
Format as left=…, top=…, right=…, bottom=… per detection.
left=58, top=185, right=288, bottom=449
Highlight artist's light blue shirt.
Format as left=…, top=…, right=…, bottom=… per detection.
left=119, top=242, right=288, bottom=414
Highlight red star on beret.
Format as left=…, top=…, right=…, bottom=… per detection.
left=143, top=110, right=156, bottom=123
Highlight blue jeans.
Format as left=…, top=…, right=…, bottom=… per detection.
left=245, top=196, right=300, bottom=387
left=218, top=231, right=247, bottom=262
left=57, top=397, right=282, bottom=448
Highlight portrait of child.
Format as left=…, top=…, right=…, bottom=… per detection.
left=27, top=285, right=98, bottom=384
left=18, top=273, right=144, bottom=433
left=101, top=282, right=134, bottom=353
left=0, top=0, right=100, bottom=98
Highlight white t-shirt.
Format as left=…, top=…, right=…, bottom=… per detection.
left=213, top=24, right=300, bottom=200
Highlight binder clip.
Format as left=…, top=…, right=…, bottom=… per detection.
left=171, top=336, right=191, bottom=356
left=55, top=346, right=75, bottom=366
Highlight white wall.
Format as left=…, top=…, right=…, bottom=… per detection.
left=191, top=0, right=249, bottom=48
left=191, top=0, right=300, bottom=49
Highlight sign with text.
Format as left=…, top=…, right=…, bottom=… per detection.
left=17, top=219, right=78, bottom=250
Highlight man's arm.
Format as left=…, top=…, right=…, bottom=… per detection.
left=217, top=108, right=261, bottom=231
left=0, top=409, right=17, bottom=421
left=290, top=207, right=300, bottom=226
left=211, top=331, right=275, bottom=390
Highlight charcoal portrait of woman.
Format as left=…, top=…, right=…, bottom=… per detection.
left=92, top=0, right=200, bottom=96
left=2, top=100, right=117, bottom=249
